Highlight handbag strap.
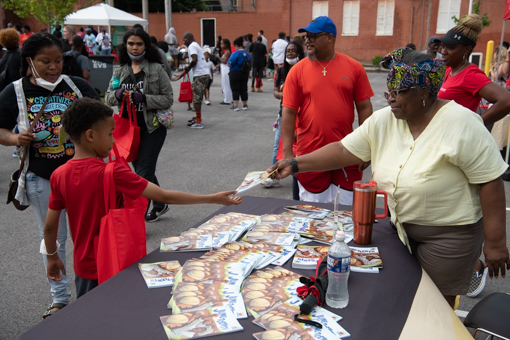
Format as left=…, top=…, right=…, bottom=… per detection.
left=119, top=96, right=137, bottom=125
left=18, top=93, right=53, bottom=174
left=128, top=65, right=139, bottom=91
left=103, top=162, right=116, bottom=213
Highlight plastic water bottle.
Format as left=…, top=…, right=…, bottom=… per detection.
left=326, top=231, right=350, bottom=308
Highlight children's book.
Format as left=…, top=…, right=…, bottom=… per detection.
left=242, top=231, right=294, bottom=246
left=160, top=306, right=243, bottom=340
left=160, top=234, right=213, bottom=252
left=270, top=247, right=297, bottom=266
left=138, top=261, right=181, bottom=288
left=252, top=297, right=350, bottom=339
left=256, top=214, right=295, bottom=227
left=285, top=204, right=331, bottom=219
left=236, top=171, right=273, bottom=193
left=173, top=261, right=246, bottom=287
left=300, top=233, right=353, bottom=245
left=349, top=246, right=382, bottom=273
left=291, top=245, right=330, bottom=269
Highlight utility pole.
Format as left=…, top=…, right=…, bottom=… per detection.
left=142, top=0, right=149, bottom=32
left=108, top=0, right=114, bottom=6
left=164, top=0, right=172, bottom=32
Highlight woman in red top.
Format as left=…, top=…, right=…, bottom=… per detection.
left=438, top=14, right=510, bottom=126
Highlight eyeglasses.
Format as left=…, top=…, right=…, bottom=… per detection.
left=303, top=33, right=329, bottom=42
left=383, top=86, right=417, bottom=100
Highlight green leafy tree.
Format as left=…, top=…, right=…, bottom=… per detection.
left=452, top=0, right=491, bottom=27
left=3, top=0, right=93, bottom=29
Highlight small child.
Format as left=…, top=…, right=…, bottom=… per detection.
left=267, top=48, right=275, bottom=80
left=203, top=48, right=215, bottom=105
left=43, top=98, right=241, bottom=298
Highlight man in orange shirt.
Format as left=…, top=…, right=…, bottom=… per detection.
left=281, top=16, right=374, bottom=204
left=19, top=25, right=33, bottom=47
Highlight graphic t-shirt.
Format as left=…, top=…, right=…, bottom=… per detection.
left=120, top=70, right=145, bottom=126
left=49, top=158, right=148, bottom=279
left=0, top=76, right=99, bottom=179
left=437, top=64, right=492, bottom=113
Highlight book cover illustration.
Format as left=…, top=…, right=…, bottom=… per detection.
left=160, top=234, right=213, bottom=252
left=252, top=297, right=350, bottom=339
left=138, top=261, right=181, bottom=289
left=173, top=261, right=246, bottom=287
left=242, top=231, right=294, bottom=246
left=271, top=247, right=297, bottom=266
left=236, top=171, right=273, bottom=193
left=256, top=214, right=295, bottom=227
left=160, top=306, right=243, bottom=340
left=349, top=246, right=382, bottom=273
left=285, top=204, right=331, bottom=219
left=169, top=286, right=247, bottom=319
left=292, top=245, right=330, bottom=269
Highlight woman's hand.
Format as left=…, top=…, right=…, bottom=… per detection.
left=115, top=89, right=127, bottom=103
left=212, top=191, right=242, bottom=205
left=130, top=91, right=144, bottom=105
left=17, top=131, right=36, bottom=147
left=483, top=240, right=510, bottom=279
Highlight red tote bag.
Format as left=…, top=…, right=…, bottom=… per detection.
left=95, top=152, right=148, bottom=284
left=113, top=98, right=140, bottom=162
left=178, top=72, right=193, bottom=102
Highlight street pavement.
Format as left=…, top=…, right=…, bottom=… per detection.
left=0, top=71, right=509, bottom=339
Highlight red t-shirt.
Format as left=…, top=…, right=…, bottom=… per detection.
left=19, top=32, right=32, bottom=47
left=282, top=52, right=374, bottom=192
left=437, top=64, right=492, bottom=113
left=49, top=158, right=148, bottom=279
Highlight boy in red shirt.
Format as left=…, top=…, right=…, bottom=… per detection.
left=43, top=98, right=241, bottom=298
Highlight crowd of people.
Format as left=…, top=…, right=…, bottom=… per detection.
left=0, top=13, right=510, bottom=323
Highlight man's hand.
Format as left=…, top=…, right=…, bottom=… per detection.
left=268, top=159, right=292, bottom=180
left=484, top=240, right=510, bottom=279
left=211, top=191, right=242, bottom=205
left=47, top=255, right=66, bottom=281
left=16, top=131, right=35, bottom=147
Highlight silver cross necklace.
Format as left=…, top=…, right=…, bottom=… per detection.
left=314, top=54, right=336, bottom=76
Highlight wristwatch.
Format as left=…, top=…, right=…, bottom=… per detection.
left=290, top=158, right=299, bottom=175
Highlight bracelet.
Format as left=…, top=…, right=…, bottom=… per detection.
left=40, top=239, right=60, bottom=256
left=290, top=158, right=299, bottom=175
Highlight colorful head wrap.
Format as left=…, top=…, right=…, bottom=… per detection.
left=380, top=47, right=446, bottom=96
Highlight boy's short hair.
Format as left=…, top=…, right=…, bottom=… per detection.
left=63, top=98, right=113, bottom=142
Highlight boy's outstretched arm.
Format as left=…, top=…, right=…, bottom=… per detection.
left=43, top=209, right=66, bottom=281
left=142, top=182, right=242, bottom=206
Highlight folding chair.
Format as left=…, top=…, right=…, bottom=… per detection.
left=463, top=292, right=510, bottom=340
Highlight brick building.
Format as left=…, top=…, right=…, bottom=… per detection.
left=142, top=0, right=510, bottom=62
left=2, top=0, right=509, bottom=62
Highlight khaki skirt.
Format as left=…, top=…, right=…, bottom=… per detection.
left=404, top=219, right=484, bottom=296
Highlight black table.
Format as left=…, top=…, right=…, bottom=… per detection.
left=20, top=196, right=471, bottom=340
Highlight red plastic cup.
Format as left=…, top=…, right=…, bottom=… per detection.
left=352, top=180, right=387, bottom=245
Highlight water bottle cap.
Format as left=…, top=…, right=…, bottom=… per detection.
left=336, top=231, right=345, bottom=240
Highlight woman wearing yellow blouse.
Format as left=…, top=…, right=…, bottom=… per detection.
left=269, top=48, right=510, bottom=308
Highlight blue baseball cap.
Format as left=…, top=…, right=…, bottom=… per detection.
left=298, top=16, right=337, bottom=38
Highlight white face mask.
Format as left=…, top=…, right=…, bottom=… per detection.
left=286, top=57, right=299, bottom=65
left=30, top=58, right=63, bottom=92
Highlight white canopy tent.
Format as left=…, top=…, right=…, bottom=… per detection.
left=64, top=3, right=147, bottom=27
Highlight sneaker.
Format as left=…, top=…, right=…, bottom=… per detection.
left=187, top=118, right=196, bottom=126
left=466, top=260, right=488, bottom=297
left=251, top=87, right=255, bottom=92
left=231, top=105, right=239, bottom=111
left=220, top=101, right=230, bottom=105
left=145, top=204, right=170, bottom=223
left=187, top=108, right=195, bottom=111
left=256, top=88, right=263, bottom=92
left=204, top=99, right=211, bottom=105
left=242, top=105, right=248, bottom=111
left=188, top=117, right=196, bottom=123
left=261, top=178, right=281, bottom=188
left=188, top=122, right=204, bottom=129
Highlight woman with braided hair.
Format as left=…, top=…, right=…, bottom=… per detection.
left=269, top=48, right=510, bottom=308
left=438, top=14, right=510, bottom=126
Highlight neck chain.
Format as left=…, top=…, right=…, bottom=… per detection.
left=450, top=59, right=468, bottom=76
left=314, top=54, right=336, bottom=76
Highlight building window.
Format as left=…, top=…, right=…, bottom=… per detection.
left=342, top=1, right=360, bottom=36
left=312, top=1, right=329, bottom=19
left=436, top=0, right=461, bottom=34
left=376, top=0, right=394, bottom=36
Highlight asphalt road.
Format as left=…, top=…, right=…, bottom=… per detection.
left=0, top=71, right=509, bottom=340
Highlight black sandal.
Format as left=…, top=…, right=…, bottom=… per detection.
left=42, top=302, right=67, bottom=320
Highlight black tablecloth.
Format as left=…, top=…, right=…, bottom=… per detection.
left=20, top=196, right=422, bottom=340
